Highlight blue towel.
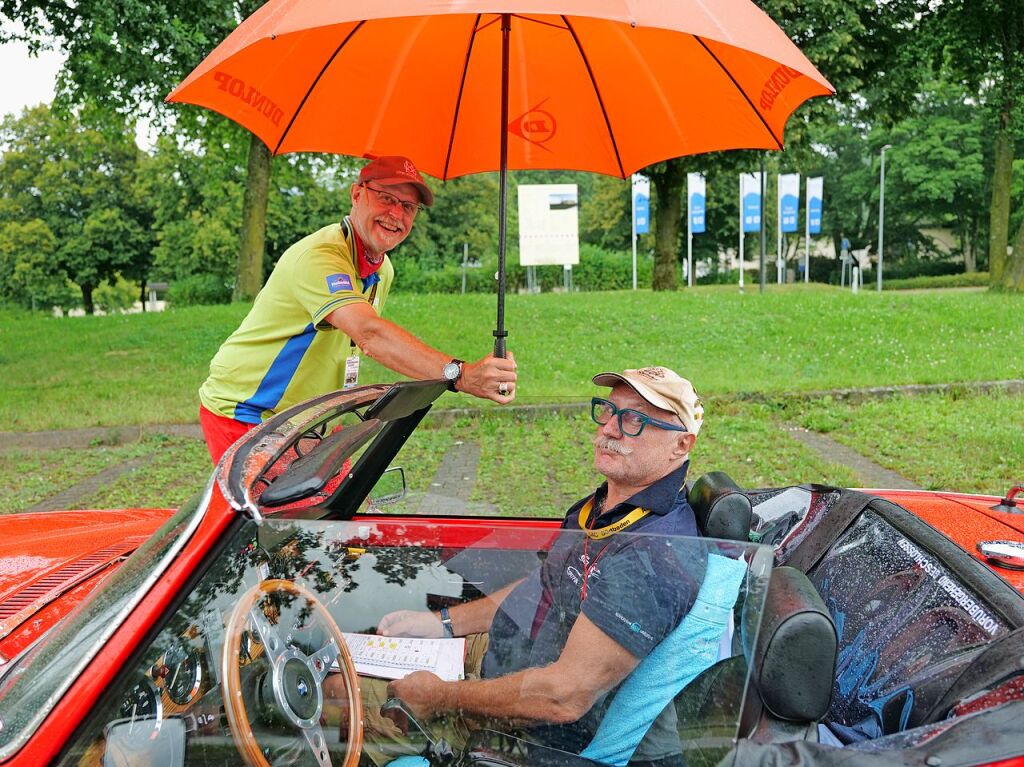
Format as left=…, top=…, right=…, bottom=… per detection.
left=385, top=757, right=429, bottom=767
left=579, top=553, right=748, bottom=767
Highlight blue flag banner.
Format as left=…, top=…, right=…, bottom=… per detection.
left=740, top=173, right=762, bottom=233
left=807, top=176, right=823, bottom=235
left=778, top=173, right=800, bottom=233
left=632, top=174, right=650, bottom=235
left=688, top=173, right=706, bottom=234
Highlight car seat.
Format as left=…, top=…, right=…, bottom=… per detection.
left=687, top=471, right=752, bottom=541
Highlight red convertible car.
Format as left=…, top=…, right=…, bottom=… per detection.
left=1, top=381, right=1023, bottom=767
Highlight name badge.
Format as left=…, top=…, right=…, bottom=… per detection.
left=344, top=355, right=360, bottom=389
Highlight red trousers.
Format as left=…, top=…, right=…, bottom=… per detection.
left=199, top=406, right=256, bottom=464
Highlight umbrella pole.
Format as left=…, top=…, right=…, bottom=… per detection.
left=493, top=12, right=511, bottom=359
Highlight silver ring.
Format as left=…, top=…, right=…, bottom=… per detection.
left=498, top=383, right=509, bottom=396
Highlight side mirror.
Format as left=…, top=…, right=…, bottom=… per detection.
left=366, top=467, right=407, bottom=511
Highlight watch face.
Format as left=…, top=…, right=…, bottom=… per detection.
left=443, top=362, right=461, bottom=381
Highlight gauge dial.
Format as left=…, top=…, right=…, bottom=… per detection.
left=165, top=648, right=204, bottom=706
left=118, top=676, right=162, bottom=731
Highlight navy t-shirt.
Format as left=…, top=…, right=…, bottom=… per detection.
left=482, top=462, right=704, bottom=757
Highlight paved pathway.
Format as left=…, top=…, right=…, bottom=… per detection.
left=416, top=440, right=482, bottom=516
left=27, top=455, right=156, bottom=512
left=782, top=424, right=922, bottom=490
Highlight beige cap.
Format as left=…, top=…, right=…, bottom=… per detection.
left=592, top=366, right=704, bottom=435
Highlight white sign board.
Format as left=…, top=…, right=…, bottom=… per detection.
left=518, top=184, right=579, bottom=266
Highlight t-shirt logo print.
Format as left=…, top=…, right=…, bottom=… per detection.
left=326, top=273, right=353, bottom=293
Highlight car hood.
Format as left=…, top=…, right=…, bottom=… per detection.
left=0, top=509, right=173, bottom=661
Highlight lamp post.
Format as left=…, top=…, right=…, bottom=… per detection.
left=878, top=144, right=892, bottom=292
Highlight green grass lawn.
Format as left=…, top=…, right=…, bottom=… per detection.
left=2, top=285, right=1022, bottom=431
left=3, top=389, right=1016, bottom=515
left=0, top=404, right=859, bottom=515
left=783, top=390, right=1024, bottom=494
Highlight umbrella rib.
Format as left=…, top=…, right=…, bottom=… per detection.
left=443, top=14, right=483, bottom=180
left=273, top=20, right=366, bottom=155
left=693, top=35, right=783, bottom=150
left=562, top=16, right=625, bottom=179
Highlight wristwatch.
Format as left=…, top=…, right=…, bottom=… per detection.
left=442, top=359, right=464, bottom=392
left=439, top=606, right=454, bottom=638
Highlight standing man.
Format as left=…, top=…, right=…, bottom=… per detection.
left=357, top=366, right=706, bottom=766
left=199, top=155, right=517, bottom=462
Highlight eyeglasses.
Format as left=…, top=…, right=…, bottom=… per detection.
left=362, top=183, right=423, bottom=217
left=591, top=397, right=687, bottom=437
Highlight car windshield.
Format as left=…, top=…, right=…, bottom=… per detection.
left=55, top=515, right=769, bottom=766
left=0, top=482, right=213, bottom=757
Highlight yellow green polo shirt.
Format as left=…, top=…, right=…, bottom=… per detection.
left=199, top=218, right=393, bottom=423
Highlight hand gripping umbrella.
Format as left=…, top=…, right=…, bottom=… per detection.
left=168, top=0, right=833, bottom=356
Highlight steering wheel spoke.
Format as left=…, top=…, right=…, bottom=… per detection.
left=248, top=607, right=291, bottom=666
left=307, top=635, right=341, bottom=684
left=222, top=578, right=363, bottom=767
left=301, top=722, right=334, bottom=767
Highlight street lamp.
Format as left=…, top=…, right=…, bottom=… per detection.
left=878, top=144, right=892, bottom=292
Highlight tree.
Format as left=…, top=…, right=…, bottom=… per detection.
left=1, top=0, right=271, bottom=297
left=0, top=219, right=75, bottom=310
left=0, top=106, right=149, bottom=312
left=892, top=0, right=1024, bottom=290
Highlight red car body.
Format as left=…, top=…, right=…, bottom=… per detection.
left=1, top=382, right=1022, bottom=767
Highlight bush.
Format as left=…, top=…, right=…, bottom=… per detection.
left=167, top=274, right=233, bottom=306
left=883, top=272, right=990, bottom=290
left=392, top=244, right=653, bottom=294
left=94, top=276, right=140, bottom=313
left=882, top=257, right=962, bottom=281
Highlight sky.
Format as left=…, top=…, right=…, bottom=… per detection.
left=0, top=38, right=154, bottom=149
left=0, top=39, right=63, bottom=119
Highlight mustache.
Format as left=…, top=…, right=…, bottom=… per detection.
left=594, top=436, right=633, bottom=455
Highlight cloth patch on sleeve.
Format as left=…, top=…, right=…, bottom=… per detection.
left=326, top=273, right=353, bottom=293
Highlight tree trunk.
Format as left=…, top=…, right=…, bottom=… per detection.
left=82, top=284, right=94, bottom=315
left=651, top=159, right=685, bottom=291
left=1004, top=215, right=1024, bottom=291
left=139, top=280, right=147, bottom=312
left=988, top=116, right=1013, bottom=287
left=235, top=134, right=273, bottom=301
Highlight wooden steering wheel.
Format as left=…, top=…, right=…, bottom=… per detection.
left=221, top=578, right=362, bottom=767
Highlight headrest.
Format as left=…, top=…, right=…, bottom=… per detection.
left=688, top=472, right=753, bottom=541
left=754, top=567, right=837, bottom=722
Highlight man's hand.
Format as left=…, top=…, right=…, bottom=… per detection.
left=387, top=671, right=447, bottom=719
left=377, top=610, right=443, bottom=638
left=458, top=352, right=517, bottom=404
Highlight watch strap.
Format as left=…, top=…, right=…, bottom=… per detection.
left=439, top=606, right=454, bottom=637
left=446, top=359, right=464, bottom=392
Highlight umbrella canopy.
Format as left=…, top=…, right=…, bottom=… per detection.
left=167, top=0, right=833, bottom=180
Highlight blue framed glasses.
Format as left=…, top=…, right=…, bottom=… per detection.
left=591, top=397, right=687, bottom=437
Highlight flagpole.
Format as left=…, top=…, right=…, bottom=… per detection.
left=493, top=13, right=511, bottom=358
left=686, top=184, right=692, bottom=288
left=631, top=176, right=638, bottom=290
left=804, top=180, right=810, bottom=283
left=738, top=174, right=744, bottom=292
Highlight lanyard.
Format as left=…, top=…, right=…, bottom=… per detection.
left=577, top=496, right=650, bottom=539
left=577, top=495, right=651, bottom=601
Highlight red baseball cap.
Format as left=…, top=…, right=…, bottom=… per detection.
left=358, top=155, right=434, bottom=207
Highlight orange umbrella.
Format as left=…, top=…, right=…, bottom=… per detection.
left=168, top=0, right=833, bottom=353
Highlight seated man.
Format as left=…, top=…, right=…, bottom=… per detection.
left=353, top=366, right=706, bottom=766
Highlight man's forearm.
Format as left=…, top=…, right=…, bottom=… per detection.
left=445, top=578, right=523, bottom=636
left=435, top=665, right=592, bottom=725
left=353, top=315, right=450, bottom=380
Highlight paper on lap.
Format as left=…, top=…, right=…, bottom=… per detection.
left=332, top=632, right=466, bottom=681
